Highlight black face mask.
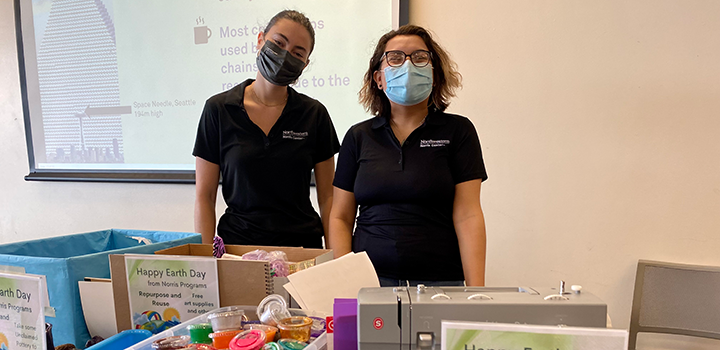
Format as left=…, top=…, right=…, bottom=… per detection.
left=256, top=40, right=306, bottom=86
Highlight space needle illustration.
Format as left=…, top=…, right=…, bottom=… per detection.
left=36, top=0, right=130, bottom=163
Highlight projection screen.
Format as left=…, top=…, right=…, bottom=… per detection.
left=15, top=0, right=406, bottom=182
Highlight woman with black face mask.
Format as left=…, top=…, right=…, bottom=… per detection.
left=193, top=10, right=340, bottom=248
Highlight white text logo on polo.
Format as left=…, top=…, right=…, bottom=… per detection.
left=283, top=131, right=308, bottom=140
left=420, top=139, right=450, bottom=147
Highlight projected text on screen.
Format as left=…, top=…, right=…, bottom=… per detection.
left=19, top=0, right=395, bottom=172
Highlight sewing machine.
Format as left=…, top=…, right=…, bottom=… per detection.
left=357, top=283, right=607, bottom=350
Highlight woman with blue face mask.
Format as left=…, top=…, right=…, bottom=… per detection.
left=329, top=25, right=488, bottom=286
left=193, top=10, right=340, bottom=248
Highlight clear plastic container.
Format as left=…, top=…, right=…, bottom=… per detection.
left=256, top=295, right=291, bottom=327
left=152, top=335, right=191, bottom=349
left=243, top=324, right=278, bottom=342
left=277, top=317, right=313, bottom=343
left=307, top=317, right=325, bottom=338
left=177, top=345, right=218, bottom=350
left=208, top=307, right=247, bottom=332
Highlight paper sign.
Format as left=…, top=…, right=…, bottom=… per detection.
left=0, top=272, right=47, bottom=350
left=442, top=321, right=628, bottom=350
left=125, top=254, right=219, bottom=333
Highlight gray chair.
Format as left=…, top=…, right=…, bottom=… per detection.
left=628, top=260, right=720, bottom=349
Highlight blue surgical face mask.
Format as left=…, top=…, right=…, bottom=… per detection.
left=383, top=60, right=433, bottom=106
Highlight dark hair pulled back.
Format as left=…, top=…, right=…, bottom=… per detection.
left=264, top=10, right=316, bottom=55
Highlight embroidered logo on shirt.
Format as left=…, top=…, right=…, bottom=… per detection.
left=420, top=139, right=450, bottom=147
left=283, top=130, right=308, bottom=140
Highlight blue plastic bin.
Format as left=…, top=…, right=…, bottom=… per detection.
left=0, top=229, right=201, bottom=348
left=86, top=329, right=153, bottom=350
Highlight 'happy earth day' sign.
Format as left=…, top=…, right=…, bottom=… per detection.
left=0, top=273, right=47, bottom=350
left=441, top=321, right=628, bottom=350
left=125, top=254, right=219, bottom=334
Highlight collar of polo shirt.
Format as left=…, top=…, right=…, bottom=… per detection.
left=371, top=108, right=447, bottom=129
left=222, top=79, right=297, bottom=110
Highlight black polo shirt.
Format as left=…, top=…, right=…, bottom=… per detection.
left=333, top=109, right=487, bottom=280
left=193, top=79, right=340, bottom=248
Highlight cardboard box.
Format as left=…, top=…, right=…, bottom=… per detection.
left=110, top=244, right=333, bottom=332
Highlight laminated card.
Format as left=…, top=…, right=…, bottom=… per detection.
left=124, top=254, right=219, bottom=333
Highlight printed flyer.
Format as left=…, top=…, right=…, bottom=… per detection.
left=125, top=254, right=219, bottom=333
left=442, top=321, right=628, bottom=350
left=0, top=273, right=46, bottom=350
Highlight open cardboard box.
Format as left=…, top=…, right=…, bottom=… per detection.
left=109, top=244, right=333, bottom=332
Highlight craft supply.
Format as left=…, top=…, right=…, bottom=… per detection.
left=277, top=317, right=313, bottom=343
left=284, top=252, right=379, bottom=314
left=244, top=324, right=278, bottom=342
left=256, top=295, right=291, bottom=327
left=307, top=317, right=326, bottom=338
left=287, top=259, right=315, bottom=275
left=212, top=236, right=226, bottom=258
left=228, top=329, right=266, bottom=350
left=241, top=250, right=289, bottom=277
left=269, top=259, right=289, bottom=277
left=208, top=307, right=246, bottom=332
left=152, top=335, right=191, bottom=349
left=267, top=251, right=288, bottom=261
left=191, top=345, right=218, bottom=350
left=267, top=251, right=289, bottom=277
left=262, top=343, right=281, bottom=350
left=178, top=345, right=218, bottom=350
left=209, top=330, right=243, bottom=349
left=188, top=323, right=214, bottom=344
left=241, top=249, right=269, bottom=260
left=277, top=339, right=307, bottom=350
left=212, top=236, right=242, bottom=259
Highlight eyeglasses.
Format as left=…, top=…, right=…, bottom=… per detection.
left=381, top=50, right=432, bottom=68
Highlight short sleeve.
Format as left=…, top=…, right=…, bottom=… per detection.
left=192, top=100, right=221, bottom=164
left=450, top=117, right=488, bottom=184
left=312, top=104, right=341, bottom=164
left=332, top=127, right=359, bottom=192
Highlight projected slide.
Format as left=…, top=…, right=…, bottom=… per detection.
left=20, top=0, right=395, bottom=171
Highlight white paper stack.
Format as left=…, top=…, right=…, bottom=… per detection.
left=283, top=252, right=379, bottom=314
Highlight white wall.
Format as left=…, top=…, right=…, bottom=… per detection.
left=2, top=0, right=720, bottom=347
left=411, top=0, right=720, bottom=346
